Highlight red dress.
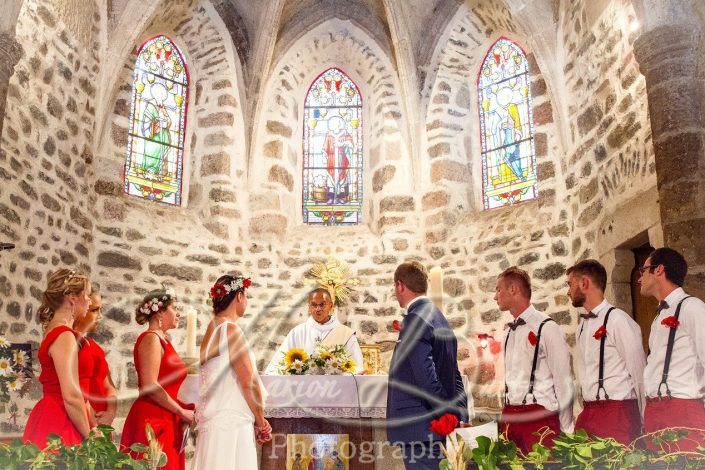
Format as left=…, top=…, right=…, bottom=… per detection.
left=23, top=325, right=86, bottom=447
left=121, top=332, right=191, bottom=470
left=77, top=336, right=111, bottom=413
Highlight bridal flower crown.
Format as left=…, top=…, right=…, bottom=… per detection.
left=210, top=277, right=252, bottom=302
left=139, top=288, right=176, bottom=315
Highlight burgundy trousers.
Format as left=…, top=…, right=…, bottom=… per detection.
left=500, top=403, right=561, bottom=454
left=644, top=397, right=705, bottom=452
left=575, top=399, right=641, bottom=445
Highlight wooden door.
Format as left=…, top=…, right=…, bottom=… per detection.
left=630, top=244, right=658, bottom=353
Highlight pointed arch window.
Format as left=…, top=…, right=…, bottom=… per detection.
left=302, top=68, right=363, bottom=225
left=124, top=35, right=189, bottom=206
left=478, top=38, right=538, bottom=209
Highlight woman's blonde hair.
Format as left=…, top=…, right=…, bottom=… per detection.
left=38, top=268, right=90, bottom=327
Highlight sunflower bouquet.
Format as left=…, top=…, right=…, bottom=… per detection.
left=278, top=348, right=311, bottom=375
left=277, top=344, right=357, bottom=375
left=310, top=344, right=356, bottom=375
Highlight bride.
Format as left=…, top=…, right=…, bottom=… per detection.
left=193, top=275, right=271, bottom=469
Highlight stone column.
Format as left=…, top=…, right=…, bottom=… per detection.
left=0, top=32, right=23, bottom=138
left=634, top=25, right=705, bottom=298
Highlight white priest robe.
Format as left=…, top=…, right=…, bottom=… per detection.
left=264, top=316, right=364, bottom=374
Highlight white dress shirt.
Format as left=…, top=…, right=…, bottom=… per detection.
left=644, top=288, right=705, bottom=399
left=264, top=316, right=364, bottom=374
left=576, top=299, right=646, bottom=413
left=504, top=305, right=574, bottom=432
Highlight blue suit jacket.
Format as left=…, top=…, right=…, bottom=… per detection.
left=386, top=298, right=469, bottom=444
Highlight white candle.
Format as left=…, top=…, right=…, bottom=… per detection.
left=429, top=266, right=443, bottom=311
left=185, top=308, right=197, bottom=358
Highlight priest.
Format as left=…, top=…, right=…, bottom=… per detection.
left=264, top=288, right=364, bottom=374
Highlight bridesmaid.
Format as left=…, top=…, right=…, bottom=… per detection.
left=73, top=291, right=117, bottom=425
left=121, top=289, right=195, bottom=470
left=23, top=268, right=93, bottom=447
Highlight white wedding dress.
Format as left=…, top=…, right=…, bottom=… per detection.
left=192, top=321, right=266, bottom=469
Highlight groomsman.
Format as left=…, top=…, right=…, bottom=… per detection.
left=639, top=248, right=705, bottom=450
left=566, top=260, right=645, bottom=445
left=496, top=267, right=573, bottom=454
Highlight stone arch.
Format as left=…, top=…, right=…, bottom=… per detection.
left=420, top=3, right=564, bottom=254
left=95, top=0, right=247, bottom=219
left=248, top=18, right=413, bottom=239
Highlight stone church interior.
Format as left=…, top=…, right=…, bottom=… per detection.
left=1, top=0, right=704, bottom=467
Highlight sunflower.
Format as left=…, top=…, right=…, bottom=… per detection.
left=319, top=351, right=333, bottom=362
left=342, top=359, right=356, bottom=373
left=285, top=348, right=308, bottom=366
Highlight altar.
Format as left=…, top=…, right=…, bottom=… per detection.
left=259, top=374, right=473, bottom=470
left=259, top=374, right=387, bottom=470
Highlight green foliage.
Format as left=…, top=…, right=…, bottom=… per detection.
left=440, top=427, right=705, bottom=469
left=0, top=426, right=154, bottom=469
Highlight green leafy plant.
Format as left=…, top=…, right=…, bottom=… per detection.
left=0, top=425, right=161, bottom=469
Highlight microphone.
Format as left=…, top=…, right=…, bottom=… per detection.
left=0, top=243, right=15, bottom=251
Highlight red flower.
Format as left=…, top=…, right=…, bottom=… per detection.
left=429, top=413, right=459, bottom=436
left=210, top=283, right=226, bottom=300
left=528, top=331, right=538, bottom=346
left=661, top=316, right=680, bottom=329
left=243, top=278, right=252, bottom=288
left=489, top=339, right=502, bottom=355
left=593, top=325, right=607, bottom=340
left=392, top=320, right=401, bottom=331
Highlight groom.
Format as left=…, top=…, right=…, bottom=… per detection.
left=387, top=261, right=468, bottom=469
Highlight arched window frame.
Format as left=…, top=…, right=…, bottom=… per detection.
left=477, top=37, right=538, bottom=210
left=302, top=67, right=363, bottom=225
left=123, top=35, right=190, bottom=206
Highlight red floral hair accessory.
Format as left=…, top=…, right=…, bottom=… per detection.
left=210, top=277, right=251, bottom=302
left=661, top=316, right=679, bottom=329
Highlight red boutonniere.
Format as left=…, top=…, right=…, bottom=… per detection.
left=429, top=413, right=459, bottom=436
left=528, top=331, right=538, bottom=346
left=392, top=319, right=401, bottom=331
left=661, top=316, right=680, bottom=329
left=593, top=325, right=607, bottom=340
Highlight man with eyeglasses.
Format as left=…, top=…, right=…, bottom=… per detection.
left=639, top=247, right=705, bottom=450
left=264, top=287, right=363, bottom=374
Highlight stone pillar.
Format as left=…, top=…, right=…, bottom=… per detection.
left=0, top=32, right=23, bottom=138
left=634, top=25, right=705, bottom=299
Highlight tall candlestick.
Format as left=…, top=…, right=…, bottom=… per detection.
left=429, top=266, right=443, bottom=311
left=185, top=308, right=197, bottom=359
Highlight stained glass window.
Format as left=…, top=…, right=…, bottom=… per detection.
left=303, top=68, right=362, bottom=225
left=124, top=35, right=188, bottom=206
left=478, top=38, right=538, bottom=209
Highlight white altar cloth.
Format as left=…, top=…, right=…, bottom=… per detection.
left=180, top=374, right=474, bottom=420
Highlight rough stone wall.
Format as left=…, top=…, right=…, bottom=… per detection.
left=559, top=0, right=658, bottom=306
left=0, top=0, right=100, bottom=432
left=0, top=0, right=663, bottom=431
left=92, top=0, right=249, bottom=408
left=249, top=20, right=413, bottom=238
left=419, top=2, right=569, bottom=406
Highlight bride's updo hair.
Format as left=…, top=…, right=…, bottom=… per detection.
left=210, top=275, right=251, bottom=314
left=38, top=268, right=90, bottom=327
left=135, top=289, right=176, bottom=325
